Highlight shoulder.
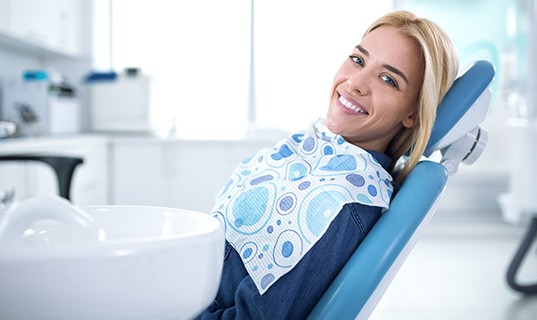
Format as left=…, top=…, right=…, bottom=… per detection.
left=366, top=149, right=392, bottom=170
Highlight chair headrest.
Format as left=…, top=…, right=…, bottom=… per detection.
left=424, top=60, right=495, bottom=157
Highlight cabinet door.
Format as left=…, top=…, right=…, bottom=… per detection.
left=168, top=142, right=230, bottom=213
left=70, top=142, right=109, bottom=205
left=29, top=140, right=109, bottom=205
left=2, top=0, right=80, bottom=55
left=110, top=139, right=272, bottom=212
left=111, top=142, right=169, bottom=206
left=5, top=0, right=58, bottom=47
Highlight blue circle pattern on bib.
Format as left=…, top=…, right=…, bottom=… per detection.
left=211, top=119, right=393, bottom=294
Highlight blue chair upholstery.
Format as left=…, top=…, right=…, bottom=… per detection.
left=307, top=60, right=495, bottom=320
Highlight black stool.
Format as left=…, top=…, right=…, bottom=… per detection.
left=0, top=155, right=84, bottom=200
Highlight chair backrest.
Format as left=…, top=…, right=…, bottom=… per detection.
left=307, top=60, right=495, bottom=320
left=426, top=60, right=495, bottom=156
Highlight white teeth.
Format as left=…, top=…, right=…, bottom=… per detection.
left=339, top=96, right=367, bottom=114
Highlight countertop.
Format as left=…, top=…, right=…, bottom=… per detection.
left=0, top=131, right=282, bottom=151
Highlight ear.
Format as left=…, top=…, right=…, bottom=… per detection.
left=402, top=111, right=417, bottom=128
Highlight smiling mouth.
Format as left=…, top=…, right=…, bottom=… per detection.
left=338, top=95, right=368, bottom=115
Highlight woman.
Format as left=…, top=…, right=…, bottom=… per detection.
left=197, top=10, right=459, bottom=319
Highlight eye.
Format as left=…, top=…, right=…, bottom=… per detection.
left=349, top=55, right=364, bottom=67
left=380, top=74, right=398, bottom=88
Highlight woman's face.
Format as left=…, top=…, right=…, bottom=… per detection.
left=326, top=25, right=424, bottom=153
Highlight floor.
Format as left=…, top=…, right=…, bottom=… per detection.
left=368, top=209, right=537, bottom=320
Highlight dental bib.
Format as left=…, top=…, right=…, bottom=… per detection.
left=210, top=119, right=393, bottom=294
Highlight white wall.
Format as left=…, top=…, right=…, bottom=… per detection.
left=96, top=0, right=395, bottom=138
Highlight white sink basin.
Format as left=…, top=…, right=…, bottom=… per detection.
left=0, top=196, right=224, bottom=320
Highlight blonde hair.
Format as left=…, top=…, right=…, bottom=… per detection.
left=364, top=10, right=459, bottom=183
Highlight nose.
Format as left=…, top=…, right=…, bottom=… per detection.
left=347, top=69, right=371, bottom=95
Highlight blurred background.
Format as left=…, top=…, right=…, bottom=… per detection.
left=0, top=1, right=536, bottom=319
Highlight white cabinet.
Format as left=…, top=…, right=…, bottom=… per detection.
left=167, top=142, right=232, bottom=212
left=111, top=141, right=169, bottom=206
left=0, top=0, right=81, bottom=57
left=0, top=136, right=109, bottom=206
left=6, top=0, right=58, bottom=48
left=0, top=136, right=273, bottom=212
left=111, top=138, right=270, bottom=213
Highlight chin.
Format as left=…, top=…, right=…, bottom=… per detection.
left=325, top=117, right=342, bottom=135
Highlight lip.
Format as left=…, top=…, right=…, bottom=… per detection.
left=336, top=92, right=369, bottom=115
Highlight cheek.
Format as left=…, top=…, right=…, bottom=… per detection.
left=382, top=93, right=415, bottom=117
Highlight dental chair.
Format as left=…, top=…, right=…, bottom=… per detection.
left=307, top=60, right=495, bottom=319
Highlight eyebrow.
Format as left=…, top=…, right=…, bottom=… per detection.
left=355, top=45, right=409, bottom=85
